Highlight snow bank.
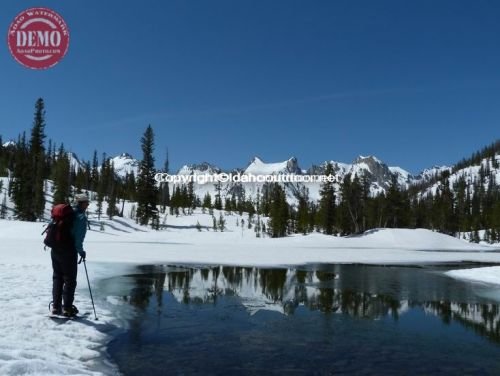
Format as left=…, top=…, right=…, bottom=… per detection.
left=0, top=263, right=120, bottom=375
left=446, top=266, right=500, bottom=286
left=343, top=228, right=493, bottom=251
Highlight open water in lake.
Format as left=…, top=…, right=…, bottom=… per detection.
left=101, top=263, right=500, bottom=375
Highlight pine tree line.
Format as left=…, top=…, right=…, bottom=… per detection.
left=0, top=99, right=140, bottom=222
left=1, top=99, right=498, bottom=240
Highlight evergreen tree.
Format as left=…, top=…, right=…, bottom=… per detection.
left=187, top=177, right=195, bottom=212
left=218, top=212, right=226, bottom=232
left=492, top=201, right=500, bottom=242
left=255, top=187, right=261, bottom=215
left=337, top=173, right=364, bottom=234
left=296, top=185, right=310, bottom=235
left=260, top=183, right=272, bottom=216
left=231, top=196, right=238, bottom=214
left=308, top=202, right=318, bottom=233
left=12, top=99, right=48, bottom=220
left=159, top=149, right=170, bottom=213
left=224, top=197, right=232, bottom=213
left=268, top=183, right=289, bottom=237
left=90, top=150, right=99, bottom=200
left=136, top=125, right=159, bottom=228
left=45, top=139, right=53, bottom=176
left=359, top=173, right=371, bottom=231
left=106, top=160, right=118, bottom=219
left=202, top=192, right=212, bottom=209
left=77, top=159, right=91, bottom=192
left=170, top=185, right=180, bottom=215
left=124, top=171, right=137, bottom=201
left=96, top=154, right=107, bottom=221
left=0, top=142, right=9, bottom=178
left=255, top=215, right=261, bottom=237
left=454, top=176, right=468, bottom=237
left=317, top=163, right=336, bottom=234
left=385, top=175, right=409, bottom=228
left=471, top=228, right=481, bottom=243
left=11, top=133, right=32, bottom=220
left=493, top=155, right=500, bottom=169
left=29, top=98, right=47, bottom=219
left=0, top=179, right=6, bottom=219
left=52, top=145, right=71, bottom=204
left=181, top=185, right=188, bottom=214
left=214, top=181, right=222, bottom=210
left=0, top=193, right=7, bottom=219
left=434, top=178, right=457, bottom=235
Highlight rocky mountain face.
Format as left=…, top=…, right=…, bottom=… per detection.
left=177, top=162, right=222, bottom=176
left=61, top=150, right=498, bottom=207
left=110, top=153, right=140, bottom=177
left=420, top=155, right=500, bottom=198
left=306, top=156, right=415, bottom=195
left=170, top=155, right=420, bottom=205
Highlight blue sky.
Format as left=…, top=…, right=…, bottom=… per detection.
left=1, top=0, right=499, bottom=174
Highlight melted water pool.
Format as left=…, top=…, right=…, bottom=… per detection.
left=104, top=264, right=500, bottom=375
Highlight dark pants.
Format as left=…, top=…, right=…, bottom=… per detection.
left=51, top=249, right=78, bottom=310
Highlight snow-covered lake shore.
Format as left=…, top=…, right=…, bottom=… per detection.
left=1, top=215, right=500, bottom=375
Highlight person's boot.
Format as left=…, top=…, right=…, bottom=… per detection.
left=63, top=305, right=79, bottom=317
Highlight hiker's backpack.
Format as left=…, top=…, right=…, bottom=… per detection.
left=43, top=204, right=75, bottom=250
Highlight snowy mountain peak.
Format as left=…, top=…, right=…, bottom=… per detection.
left=286, top=156, right=301, bottom=173
left=354, top=155, right=383, bottom=165
left=117, top=152, right=134, bottom=159
left=244, top=156, right=302, bottom=175
left=419, top=153, right=499, bottom=198
left=305, top=155, right=413, bottom=195
left=416, top=166, right=452, bottom=181
left=64, top=152, right=84, bottom=172
left=249, top=156, right=265, bottom=165
left=110, top=153, right=140, bottom=177
left=389, top=166, right=414, bottom=186
left=177, top=162, right=222, bottom=175
left=2, top=140, right=16, bottom=148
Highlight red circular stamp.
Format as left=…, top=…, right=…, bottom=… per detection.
left=7, top=7, right=70, bottom=70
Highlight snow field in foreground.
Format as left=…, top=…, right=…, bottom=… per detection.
left=1, top=213, right=500, bottom=375
left=0, top=263, right=120, bottom=375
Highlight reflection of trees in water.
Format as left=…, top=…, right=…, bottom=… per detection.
left=126, top=269, right=168, bottom=342
left=153, top=272, right=166, bottom=311
left=258, top=269, right=288, bottom=302
left=166, top=267, right=223, bottom=304
left=129, top=268, right=167, bottom=311
left=423, top=301, right=500, bottom=343
left=124, top=266, right=500, bottom=343
left=167, top=269, right=191, bottom=304
left=152, top=267, right=402, bottom=319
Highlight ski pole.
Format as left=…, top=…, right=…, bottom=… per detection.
left=79, top=256, right=98, bottom=320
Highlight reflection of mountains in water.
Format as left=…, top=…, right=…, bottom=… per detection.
left=423, top=302, right=500, bottom=343
left=166, top=266, right=404, bottom=318
left=126, top=266, right=500, bottom=343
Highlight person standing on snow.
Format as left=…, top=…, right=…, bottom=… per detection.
left=51, top=193, right=89, bottom=317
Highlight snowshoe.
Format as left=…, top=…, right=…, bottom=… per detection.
left=63, top=305, right=79, bottom=318
left=49, top=301, right=62, bottom=315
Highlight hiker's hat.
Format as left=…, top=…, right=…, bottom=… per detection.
left=74, top=193, right=89, bottom=203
